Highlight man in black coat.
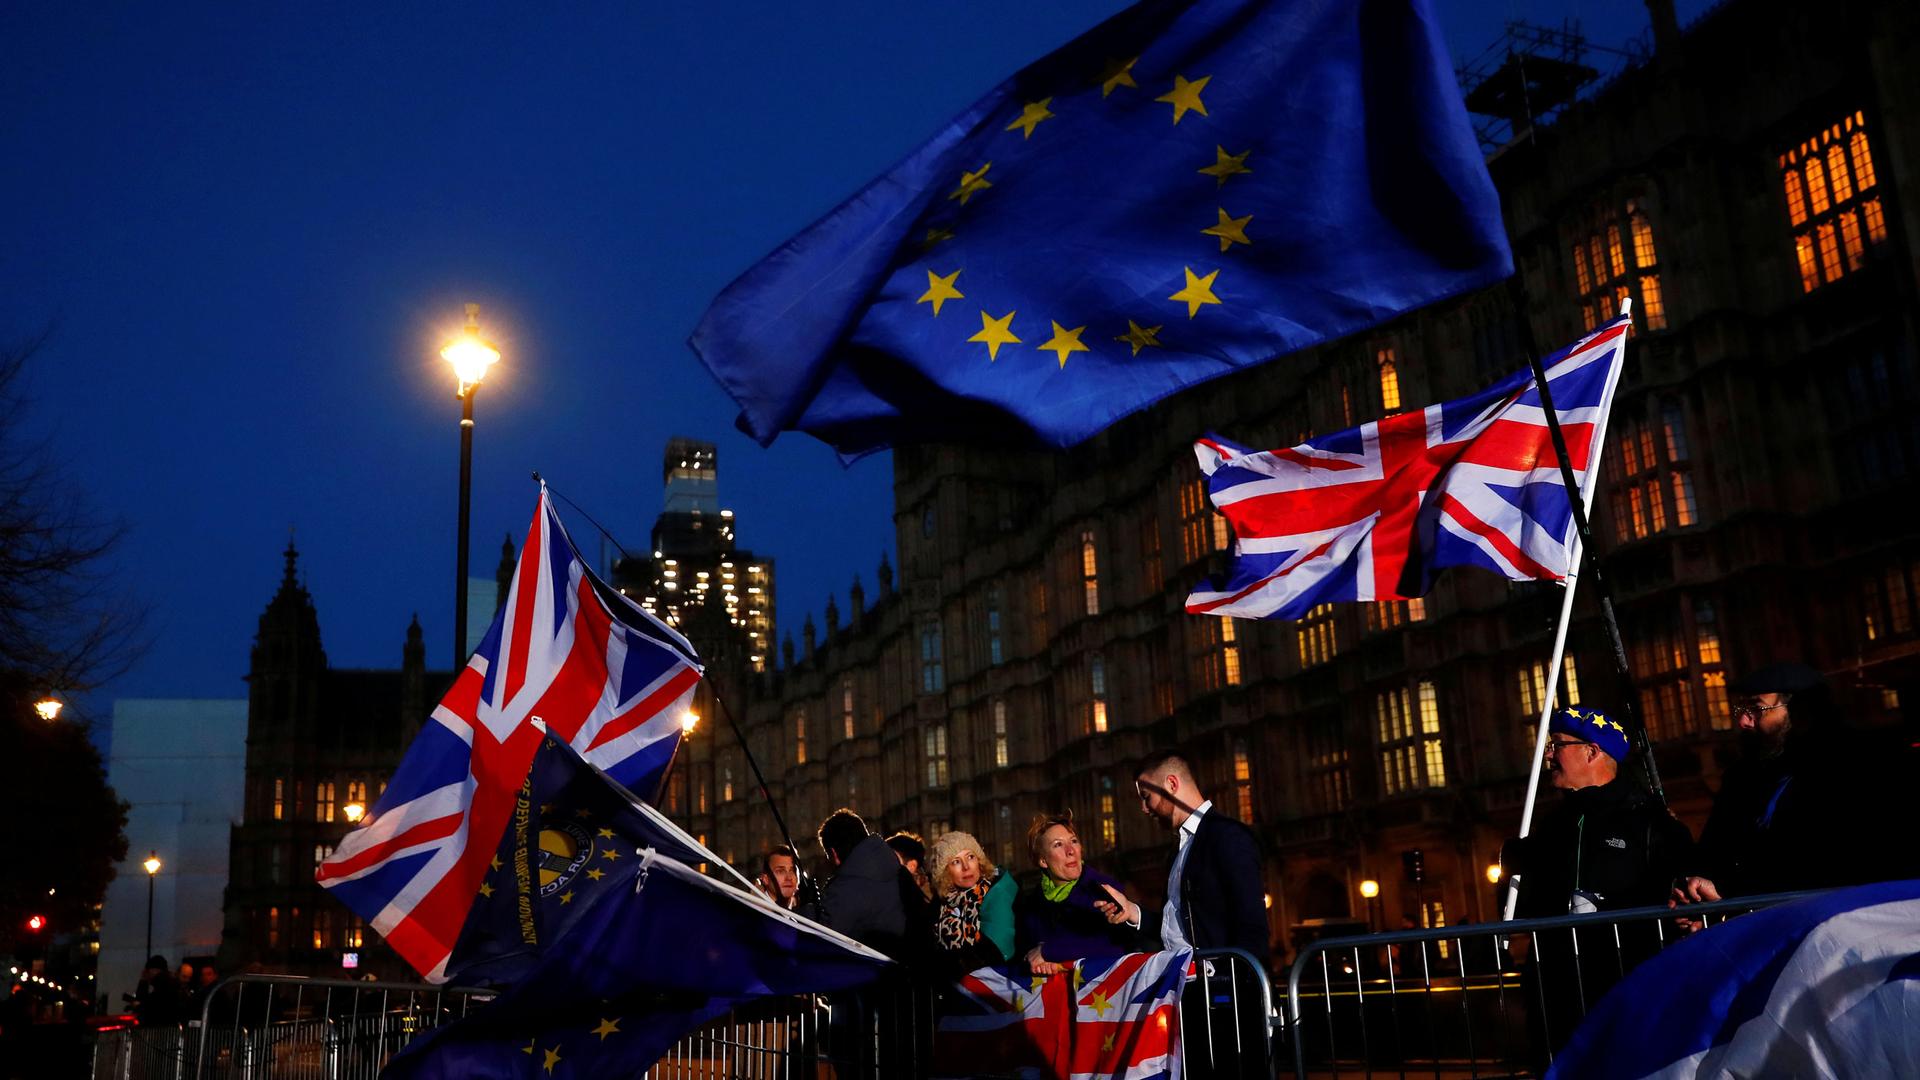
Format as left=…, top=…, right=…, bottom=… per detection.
left=811, top=808, right=931, bottom=962
left=1094, top=750, right=1271, bottom=966
left=1675, top=663, right=1916, bottom=904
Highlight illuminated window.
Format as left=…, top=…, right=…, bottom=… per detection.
left=1612, top=409, right=1697, bottom=540
left=1099, top=777, right=1118, bottom=848
left=722, top=766, right=734, bottom=802
left=313, top=843, right=333, bottom=868
left=924, top=723, right=949, bottom=787
left=315, top=781, right=335, bottom=823
left=272, top=778, right=284, bottom=821
left=1695, top=601, right=1722, bottom=665
left=313, top=908, right=332, bottom=951
left=794, top=708, right=808, bottom=765
left=1081, top=530, right=1101, bottom=616
left=1572, top=197, right=1667, bottom=331
left=1297, top=603, right=1338, bottom=667
left=1233, top=741, right=1255, bottom=822
left=1366, top=599, right=1426, bottom=632
left=985, top=588, right=1004, bottom=666
left=267, top=907, right=281, bottom=950
left=346, top=917, right=363, bottom=949
left=1782, top=112, right=1888, bottom=291
left=1422, top=899, right=1451, bottom=960
left=1704, top=671, right=1731, bottom=731
left=1377, top=681, right=1445, bottom=794
left=841, top=678, right=855, bottom=739
left=1179, top=478, right=1229, bottom=563
left=993, top=699, right=1009, bottom=767
left=1377, top=347, right=1402, bottom=411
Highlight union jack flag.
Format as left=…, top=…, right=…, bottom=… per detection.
left=936, top=950, right=1191, bottom=1080
left=317, top=488, right=703, bottom=981
left=1186, top=314, right=1629, bottom=620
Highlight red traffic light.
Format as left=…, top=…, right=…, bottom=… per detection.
left=26, top=914, right=46, bottom=932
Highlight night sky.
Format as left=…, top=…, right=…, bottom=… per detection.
left=1, top=1, right=1698, bottom=724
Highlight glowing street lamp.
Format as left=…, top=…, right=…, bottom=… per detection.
left=1485, top=863, right=1505, bottom=885
left=342, top=802, right=367, bottom=824
left=680, top=710, right=700, bottom=734
left=1358, top=878, right=1381, bottom=932
left=441, top=303, right=501, bottom=670
left=33, top=698, right=63, bottom=722
left=142, top=852, right=162, bottom=963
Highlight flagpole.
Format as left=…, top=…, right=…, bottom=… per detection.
left=1497, top=294, right=1635, bottom=914
left=1510, top=288, right=1664, bottom=806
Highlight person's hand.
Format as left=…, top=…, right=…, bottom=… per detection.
left=1093, top=882, right=1139, bottom=926
left=1025, top=947, right=1066, bottom=977
left=1667, top=876, right=1719, bottom=934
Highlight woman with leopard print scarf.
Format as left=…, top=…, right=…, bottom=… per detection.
left=929, top=831, right=1016, bottom=973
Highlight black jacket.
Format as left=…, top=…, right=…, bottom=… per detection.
left=1138, top=808, right=1271, bottom=966
left=1504, top=776, right=1693, bottom=918
left=814, top=834, right=932, bottom=962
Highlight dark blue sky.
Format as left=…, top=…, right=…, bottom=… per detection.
left=1, top=2, right=1693, bottom=716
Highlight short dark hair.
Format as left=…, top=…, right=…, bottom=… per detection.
left=884, top=831, right=925, bottom=865
left=759, top=844, right=798, bottom=877
left=1027, top=811, right=1077, bottom=864
left=817, top=808, right=868, bottom=863
left=1134, top=749, right=1193, bottom=783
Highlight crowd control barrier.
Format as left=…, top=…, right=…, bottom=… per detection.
left=1284, top=890, right=1818, bottom=1079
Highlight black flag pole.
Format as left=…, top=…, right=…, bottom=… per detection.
left=537, top=475, right=813, bottom=877
left=1504, top=285, right=1665, bottom=805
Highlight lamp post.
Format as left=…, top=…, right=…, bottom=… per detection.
left=33, top=698, right=63, bottom=722
left=141, top=852, right=162, bottom=963
left=1358, top=878, right=1381, bottom=932
left=442, top=304, right=500, bottom=670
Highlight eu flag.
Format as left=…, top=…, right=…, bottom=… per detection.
left=691, top=0, right=1511, bottom=459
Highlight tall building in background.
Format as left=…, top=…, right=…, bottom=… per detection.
left=687, top=0, right=1920, bottom=958
left=98, top=698, right=247, bottom=1006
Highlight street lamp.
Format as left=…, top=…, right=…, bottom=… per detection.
left=342, top=802, right=366, bottom=824
left=142, top=852, right=162, bottom=964
left=1358, top=878, right=1381, bottom=931
left=441, top=304, right=500, bottom=670
left=680, top=710, right=699, bottom=735
left=1485, top=863, right=1504, bottom=885
left=33, top=698, right=63, bottom=722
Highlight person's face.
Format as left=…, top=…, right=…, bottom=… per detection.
left=1036, top=825, right=1083, bottom=880
left=767, top=854, right=798, bottom=900
left=197, top=968, right=217, bottom=987
left=177, top=964, right=194, bottom=983
left=1135, top=773, right=1179, bottom=826
left=1545, top=735, right=1604, bottom=790
left=1735, top=693, right=1792, bottom=753
left=946, top=847, right=981, bottom=892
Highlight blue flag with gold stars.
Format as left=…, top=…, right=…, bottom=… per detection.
left=691, top=0, right=1511, bottom=458
left=390, top=739, right=893, bottom=1079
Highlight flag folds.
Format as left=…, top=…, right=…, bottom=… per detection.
left=1547, top=880, right=1920, bottom=1079
left=317, top=487, right=703, bottom=981
left=935, top=950, right=1191, bottom=1080
left=1186, top=315, right=1628, bottom=621
left=384, top=740, right=893, bottom=1080
left=691, top=0, right=1511, bottom=458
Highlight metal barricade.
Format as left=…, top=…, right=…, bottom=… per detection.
left=1284, top=890, right=1819, bottom=1079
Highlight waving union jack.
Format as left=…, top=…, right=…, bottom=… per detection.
left=1186, top=314, right=1629, bottom=620
left=317, top=488, right=702, bottom=980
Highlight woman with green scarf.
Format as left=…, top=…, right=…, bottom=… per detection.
left=1013, top=813, right=1152, bottom=974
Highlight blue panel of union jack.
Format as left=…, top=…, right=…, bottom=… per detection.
left=1186, top=315, right=1630, bottom=621
left=316, top=487, right=703, bottom=981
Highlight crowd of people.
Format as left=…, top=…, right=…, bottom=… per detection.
left=125, top=954, right=220, bottom=1027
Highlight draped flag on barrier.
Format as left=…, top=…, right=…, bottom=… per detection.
left=317, top=487, right=704, bottom=982
left=1186, top=314, right=1629, bottom=620
left=935, top=950, right=1192, bottom=1080
left=385, top=741, right=894, bottom=1080
left=690, top=0, right=1511, bottom=459
left=1548, top=879, right=1920, bottom=1079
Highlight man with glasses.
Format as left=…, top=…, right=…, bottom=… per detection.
left=1674, top=662, right=1910, bottom=903
left=1504, top=707, right=1692, bottom=1064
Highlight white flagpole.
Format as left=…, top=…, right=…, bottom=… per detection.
left=1502, top=300, right=1630, bottom=922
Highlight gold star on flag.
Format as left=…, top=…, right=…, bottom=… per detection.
left=968, top=310, right=1020, bottom=360
left=949, top=163, right=993, bottom=205
left=1170, top=267, right=1223, bottom=317
left=1098, top=56, right=1139, bottom=97
left=601, top=848, right=621, bottom=861
left=1090, top=990, right=1114, bottom=1016
left=1013, top=992, right=1026, bottom=1010
left=586, top=868, right=605, bottom=882
left=593, top=1017, right=621, bottom=1041
left=478, top=881, right=495, bottom=898
left=560, top=890, right=574, bottom=905
left=1115, top=320, right=1164, bottom=356
left=1199, top=145, right=1252, bottom=186
left=921, top=227, right=955, bottom=250
left=1203, top=208, right=1253, bottom=252
left=597, top=827, right=615, bottom=839
left=1102, top=1032, right=1118, bottom=1053
left=542, top=1046, right=562, bottom=1074
left=917, top=269, right=963, bottom=316
left=1004, top=98, right=1054, bottom=139
left=1156, top=74, right=1210, bottom=124
left=522, top=1039, right=536, bottom=1055
left=1072, top=965, right=1085, bottom=992
left=1030, top=974, right=1047, bottom=992
left=490, top=856, right=502, bottom=871
left=1038, top=321, right=1090, bottom=368
left=539, top=803, right=555, bottom=815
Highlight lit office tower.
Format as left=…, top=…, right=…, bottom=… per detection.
left=614, top=438, right=775, bottom=672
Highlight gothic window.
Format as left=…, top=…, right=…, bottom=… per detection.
left=1232, top=741, right=1255, bottom=822
left=841, top=677, right=856, bottom=739
left=1297, top=603, right=1339, bottom=667
left=1377, top=346, right=1402, bottom=411
left=1080, top=530, right=1101, bottom=616
left=920, top=622, right=944, bottom=694
left=1377, top=681, right=1445, bottom=795
left=1365, top=598, right=1426, bottom=632
left=1571, top=196, right=1668, bottom=331
left=315, top=781, right=335, bottom=823
left=992, top=699, right=1009, bottom=767
left=924, top=723, right=950, bottom=788
left=793, top=708, right=809, bottom=765
left=1307, top=718, right=1350, bottom=813
left=1089, top=652, right=1108, bottom=733
left=985, top=588, right=1004, bottom=666
left=1783, top=112, right=1887, bottom=291
left=272, top=777, right=284, bottom=821
left=1099, top=776, right=1117, bottom=848
left=1178, top=478, right=1229, bottom=563
left=1609, top=404, right=1698, bottom=542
